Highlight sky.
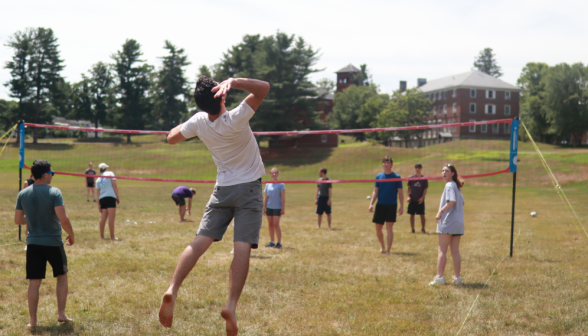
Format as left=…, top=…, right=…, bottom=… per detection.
left=1, top=0, right=587, bottom=101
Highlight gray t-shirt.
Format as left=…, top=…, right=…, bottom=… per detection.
left=317, top=177, right=332, bottom=197
left=407, top=174, right=428, bottom=200
left=15, top=184, right=65, bottom=246
left=436, top=181, right=465, bottom=235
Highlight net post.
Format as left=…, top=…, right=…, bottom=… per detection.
left=509, top=117, right=519, bottom=257
left=18, top=121, right=25, bottom=241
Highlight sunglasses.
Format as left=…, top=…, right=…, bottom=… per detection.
left=43, top=171, right=55, bottom=177
left=445, top=163, right=454, bottom=167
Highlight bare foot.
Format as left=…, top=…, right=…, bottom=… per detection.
left=58, top=316, right=73, bottom=323
left=112, top=237, right=122, bottom=241
left=385, top=251, right=391, bottom=255
left=379, top=249, right=386, bottom=254
left=221, top=308, right=238, bottom=336
left=159, top=292, right=176, bottom=328
left=26, top=321, right=36, bottom=328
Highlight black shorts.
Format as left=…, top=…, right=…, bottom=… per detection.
left=87, top=181, right=95, bottom=188
left=99, top=197, right=117, bottom=209
left=316, top=196, right=331, bottom=215
left=373, top=203, right=397, bottom=224
left=407, top=201, right=425, bottom=215
left=26, top=244, right=68, bottom=279
left=266, top=208, right=281, bottom=216
left=171, top=194, right=186, bottom=206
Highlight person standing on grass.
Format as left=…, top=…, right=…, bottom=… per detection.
left=315, top=167, right=332, bottom=229
left=85, top=162, right=97, bottom=202
left=263, top=167, right=285, bottom=249
left=171, top=186, right=196, bottom=222
left=407, top=163, right=428, bottom=234
left=430, top=164, right=465, bottom=286
left=96, top=163, right=121, bottom=240
left=14, top=159, right=74, bottom=328
left=368, top=156, right=404, bottom=254
left=159, top=76, right=269, bottom=335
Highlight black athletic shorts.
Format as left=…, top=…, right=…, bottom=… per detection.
left=373, top=203, right=397, bottom=224
left=266, top=208, right=282, bottom=217
left=99, top=196, right=117, bottom=209
left=26, top=244, right=68, bottom=279
left=171, top=194, right=186, bottom=206
left=87, top=181, right=95, bottom=188
left=407, top=201, right=425, bottom=215
left=316, top=196, right=331, bottom=215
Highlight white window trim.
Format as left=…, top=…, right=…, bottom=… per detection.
left=470, top=103, right=476, bottom=114
left=504, top=123, right=510, bottom=134
left=469, top=119, right=476, bottom=132
left=443, top=105, right=447, bottom=114
left=486, top=90, right=496, bottom=99
left=485, top=104, right=496, bottom=115
left=492, top=123, right=499, bottom=134
left=452, top=89, right=457, bottom=98
left=481, top=124, right=488, bottom=133
left=443, top=91, right=447, bottom=100
left=433, top=106, right=437, bottom=115
left=504, top=105, right=511, bottom=116
left=453, top=103, right=457, bottom=114
left=505, top=91, right=511, bottom=100
left=470, top=89, right=476, bottom=98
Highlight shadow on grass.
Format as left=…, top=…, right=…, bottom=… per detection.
left=23, top=143, right=75, bottom=151
left=30, top=322, right=82, bottom=335
left=392, top=252, right=419, bottom=256
left=250, top=255, right=272, bottom=259
left=460, top=282, right=487, bottom=289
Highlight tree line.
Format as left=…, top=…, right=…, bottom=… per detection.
left=1, top=28, right=322, bottom=142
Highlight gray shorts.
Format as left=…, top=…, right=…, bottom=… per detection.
left=198, top=179, right=263, bottom=248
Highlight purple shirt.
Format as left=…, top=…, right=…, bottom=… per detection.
left=172, top=186, right=193, bottom=199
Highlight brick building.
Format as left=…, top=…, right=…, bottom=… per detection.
left=419, top=70, right=521, bottom=141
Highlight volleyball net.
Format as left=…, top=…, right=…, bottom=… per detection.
left=1, top=118, right=519, bottom=184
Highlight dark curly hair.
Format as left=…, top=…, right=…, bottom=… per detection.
left=194, top=76, right=222, bottom=115
left=31, top=159, right=52, bottom=179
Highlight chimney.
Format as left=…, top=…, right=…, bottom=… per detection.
left=399, top=81, right=407, bottom=93
left=417, top=78, right=427, bottom=87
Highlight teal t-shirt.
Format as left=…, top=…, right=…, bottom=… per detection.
left=15, top=184, right=65, bottom=246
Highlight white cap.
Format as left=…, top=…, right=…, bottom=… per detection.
left=98, top=163, right=109, bottom=169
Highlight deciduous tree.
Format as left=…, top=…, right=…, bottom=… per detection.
left=518, top=62, right=551, bottom=142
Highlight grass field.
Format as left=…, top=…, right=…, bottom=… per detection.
left=1, top=139, right=588, bottom=335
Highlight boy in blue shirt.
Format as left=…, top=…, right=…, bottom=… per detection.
left=368, top=156, right=404, bottom=254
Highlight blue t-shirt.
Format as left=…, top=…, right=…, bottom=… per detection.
left=375, top=172, right=403, bottom=205
left=172, top=186, right=193, bottom=199
left=15, top=184, right=65, bottom=246
left=264, top=183, right=285, bottom=209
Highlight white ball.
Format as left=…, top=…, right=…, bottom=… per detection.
left=530, top=212, right=537, bottom=217
left=366, top=196, right=371, bottom=199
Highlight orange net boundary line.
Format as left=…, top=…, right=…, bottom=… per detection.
left=23, top=165, right=510, bottom=184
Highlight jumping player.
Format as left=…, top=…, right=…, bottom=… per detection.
left=14, top=159, right=75, bottom=328
left=368, top=157, right=404, bottom=254
left=171, top=186, right=196, bottom=222
left=159, top=76, right=269, bottom=335
left=407, top=163, right=428, bottom=233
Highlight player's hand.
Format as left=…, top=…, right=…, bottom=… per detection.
left=315, top=200, right=318, bottom=205
left=418, top=197, right=424, bottom=204
left=187, top=210, right=191, bottom=216
left=263, top=208, right=267, bottom=216
left=398, top=206, right=404, bottom=216
left=116, top=198, right=120, bottom=205
left=436, top=211, right=442, bottom=221
left=212, top=78, right=234, bottom=99
left=66, top=234, right=74, bottom=246
left=407, top=197, right=411, bottom=203
left=369, top=204, right=374, bottom=212
left=281, top=209, right=285, bottom=215
left=327, top=199, right=331, bottom=206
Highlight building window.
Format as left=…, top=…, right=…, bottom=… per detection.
left=453, top=103, right=457, bottom=114
left=505, top=91, right=511, bottom=100
left=444, top=91, right=447, bottom=99
left=486, top=90, right=496, bottom=99
left=443, top=105, right=447, bottom=114
left=492, top=123, right=499, bottom=133
left=433, top=106, right=437, bottom=115
left=481, top=124, right=487, bottom=133
left=469, top=119, right=476, bottom=132
left=505, top=105, right=511, bottom=116
left=453, top=89, right=457, bottom=98
left=321, top=135, right=327, bottom=143
left=504, top=123, right=510, bottom=134
left=470, top=103, right=476, bottom=113
left=485, top=104, right=496, bottom=114
left=470, top=89, right=476, bottom=98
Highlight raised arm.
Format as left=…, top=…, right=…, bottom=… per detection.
left=55, top=205, right=74, bottom=246
left=213, top=78, right=270, bottom=111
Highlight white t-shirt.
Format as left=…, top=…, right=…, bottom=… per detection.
left=181, top=101, right=266, bottom=186
left=436, top=181, right=465, bottom=235
left=96, top=171, right=117, bottom=199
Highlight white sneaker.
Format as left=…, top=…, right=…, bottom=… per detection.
left=452, top=276, right=463, bottom=285
left=429, top=276, right=447, bottom=286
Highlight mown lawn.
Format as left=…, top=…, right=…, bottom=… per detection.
left=0, top=154, right=587, bottom=335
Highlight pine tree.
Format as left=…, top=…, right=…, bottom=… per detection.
left=153, top=41, right=190, bottom=131
left=111, top=39, right=153, bottom=142
left=473, top=48, right=503, bottom=78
